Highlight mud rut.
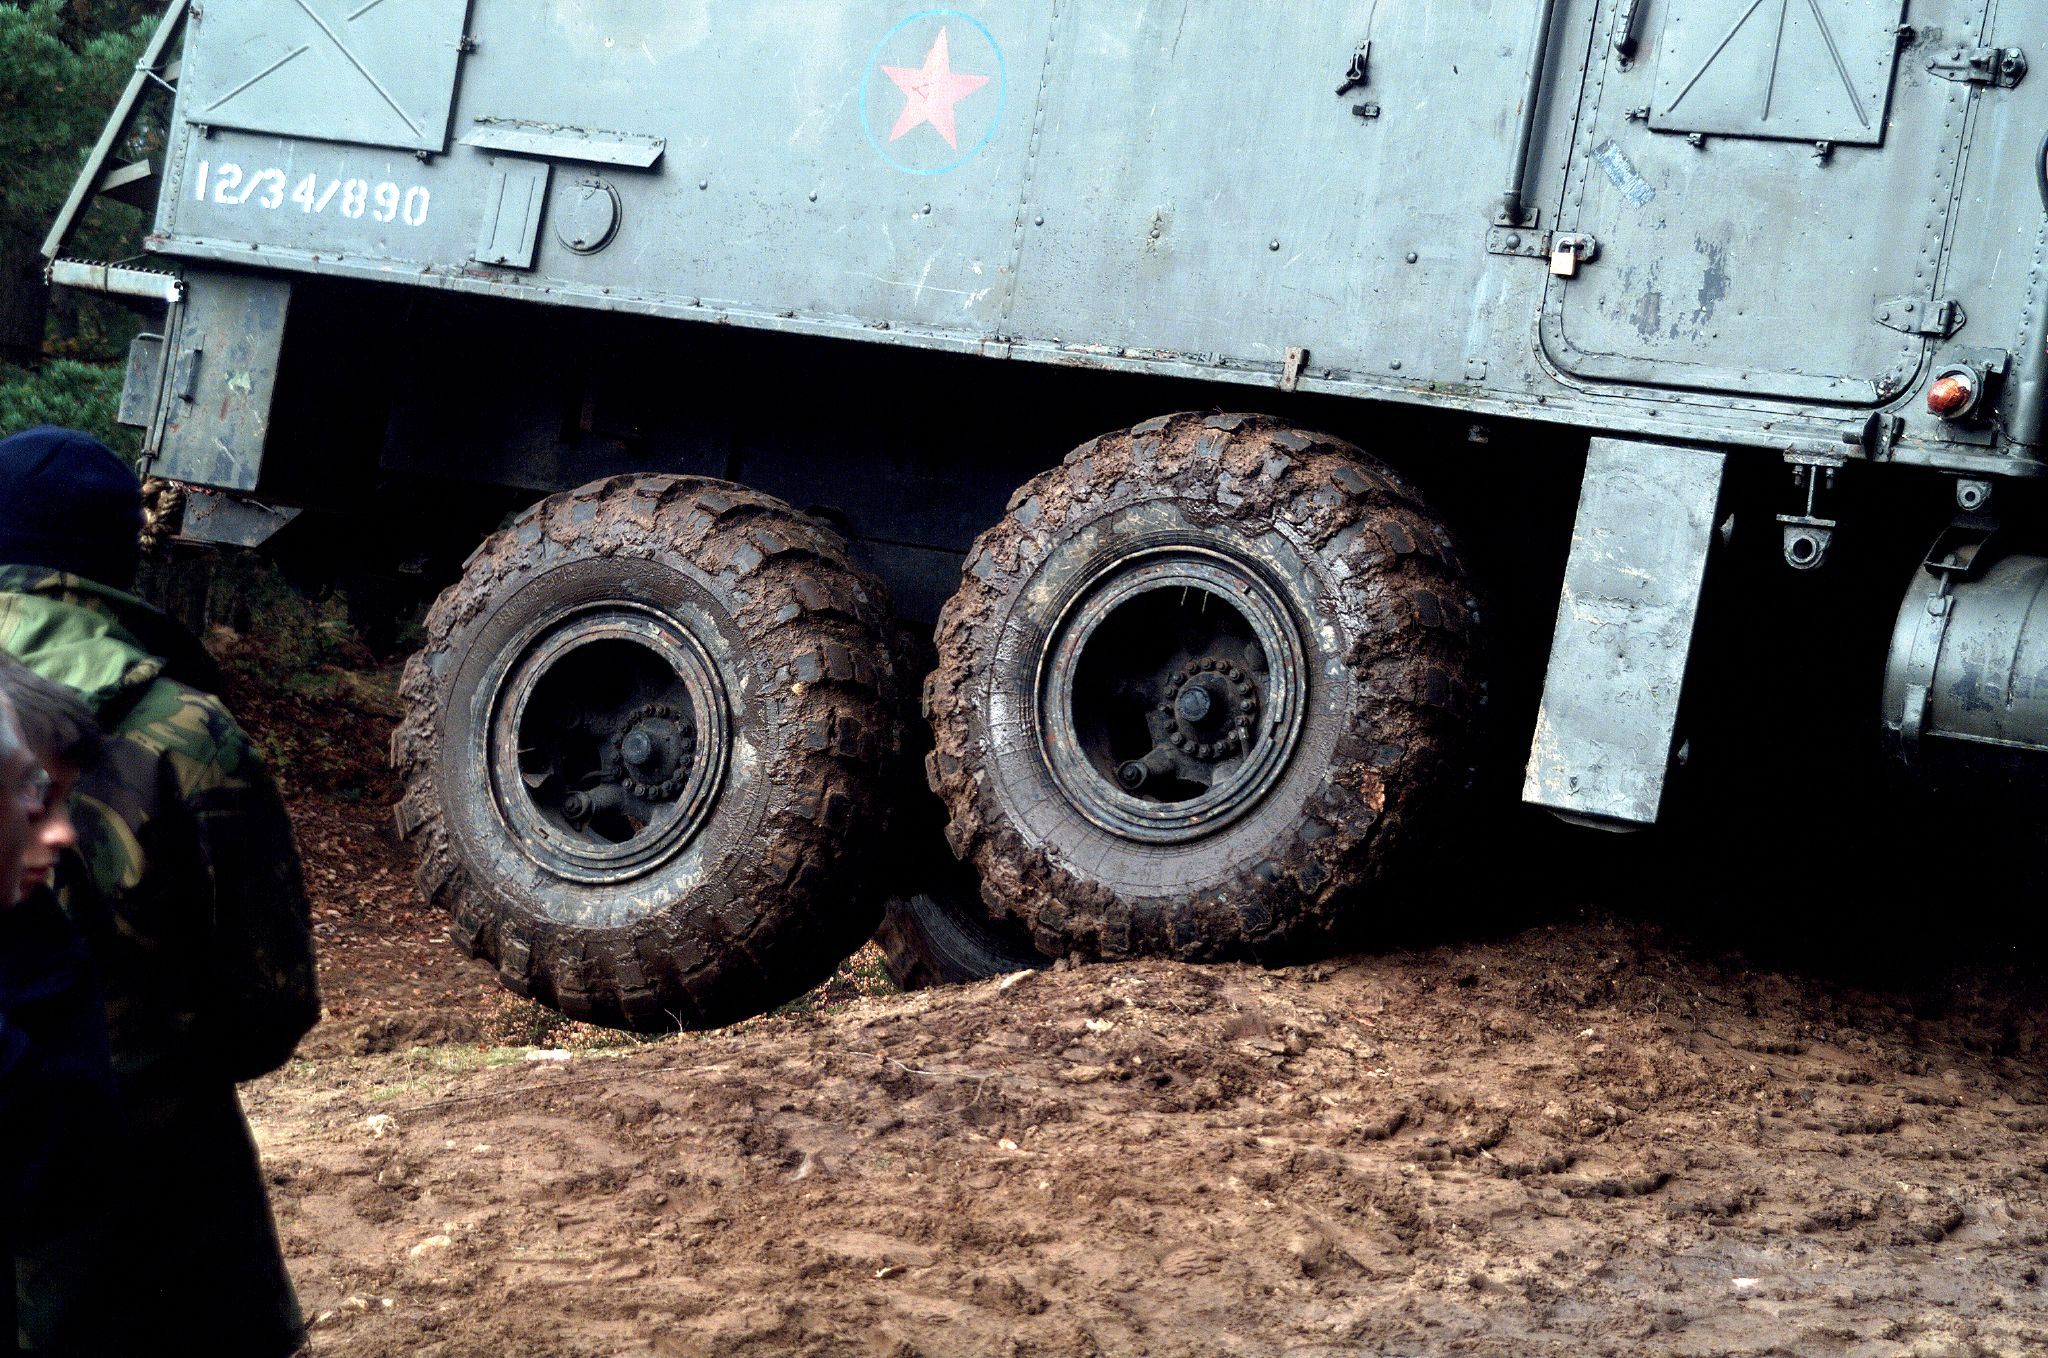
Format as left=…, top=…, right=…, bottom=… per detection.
left=221, top=625, right=2047, bottom=1357
left=252, top=907, right=2047, bottom=1358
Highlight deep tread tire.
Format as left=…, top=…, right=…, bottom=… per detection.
left=925, top=413, right=1480, bottom=962
left=392, top=474, right=898, bottom=1030
left=875, top=889, right=1049, bottom=991
left=867, top=624, right=1051, bottom=991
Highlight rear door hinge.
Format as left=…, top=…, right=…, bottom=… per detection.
left=1874, top=295, right=1965, bottom=337
left=1927, top=46, right=2026, bottom=87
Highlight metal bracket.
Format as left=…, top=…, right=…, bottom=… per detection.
left=1280, top=346, right=1310, bottom=394
left=169, top=342, right=202, bottom=403
left=1924, top=513, right=1998, bottom=577
left=1777, top=455, right=1846, bottom=570
left=1926, top=46, right=2026, bottom=87
left=1486, top=225, right=1550, bottom=258
left=1873, top=295, right=1965, bottom=337
left=179, top=488, right=303, bottom=549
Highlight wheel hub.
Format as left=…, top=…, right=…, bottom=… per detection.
left=1163, top=658, right=1260, bottom=761
left=611, top=703, right=698, bottom=802
left=485, top=604, right=731, bottom=885
left=1039, top=545, right=1308, bottom=845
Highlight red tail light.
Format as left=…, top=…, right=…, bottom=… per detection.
left=1927, top=373, right=1976, bottom=419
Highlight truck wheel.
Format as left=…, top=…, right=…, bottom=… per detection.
left=867, top=623, right=1050, bottom=991
left=925, top=413, right=1478, bottom=961
left=392, top=475, right=898, bottom=1030
left=875, top=888, right=1050, bottom=990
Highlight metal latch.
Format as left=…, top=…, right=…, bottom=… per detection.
left=1927, top=46, right=2026, bottom=87
left=1549, top=232, right=1598, bottom=276
left=1873, top=295, right=1965, bottom=337
left=1485, top=226, right=1598, bottom=275
left=1335, top=41, right=1370, bottom=95
left=1336, top=41, right=1378, bottom=120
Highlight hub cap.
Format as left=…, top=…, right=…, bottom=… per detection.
left=1038, top=546, right=1308, bottom=844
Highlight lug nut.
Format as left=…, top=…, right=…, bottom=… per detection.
left=1117, top=760, right=1148, bottom=791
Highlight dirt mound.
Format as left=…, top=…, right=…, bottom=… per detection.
left=245, top=920, right=2048, bottom=1357
left=200, top=588, right=2048, bottom=1355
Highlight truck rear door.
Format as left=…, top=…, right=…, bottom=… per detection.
left=1544, top=0, right=1988, bottom=407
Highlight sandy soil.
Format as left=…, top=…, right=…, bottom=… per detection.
left=233, top=658, right=2048, bottom=1358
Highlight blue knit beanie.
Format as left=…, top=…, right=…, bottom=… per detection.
left=0, top=427, right=143, bottom=590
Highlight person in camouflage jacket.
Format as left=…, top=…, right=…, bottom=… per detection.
left=0, top=427, right=319, bottom=1357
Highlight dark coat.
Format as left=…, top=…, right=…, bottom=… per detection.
left=2, top=570, right=313, bottom=1357
left=0, top=887, right=118, bottom=1239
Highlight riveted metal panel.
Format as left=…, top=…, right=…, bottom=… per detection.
left=473, top=157, right=550, bottom=268
left=1524, top=438, right=1725, bottom=827
left=1544, top=0, right=1979, bottom=405
left=1003, top=1, right=1552, bottom=385
left=154, top=269, right=292, bottom=492
left=179, top=0, right=473, bottom=154
left=1649, top=0, right=1906, bottom=145
left=119, top=0, right=2048, bottom=479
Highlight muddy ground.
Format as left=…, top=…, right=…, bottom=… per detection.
left=227, top=648, right=2048, bottom=1358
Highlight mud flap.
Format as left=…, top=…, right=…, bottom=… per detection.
left=1523, top=438, right=1725, bottom=829
left=153, top=268, right=292, bottom=492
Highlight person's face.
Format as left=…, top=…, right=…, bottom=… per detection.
left=0, top=725, right=37, bottom=910
left=16, top=755, right=78, bottom=902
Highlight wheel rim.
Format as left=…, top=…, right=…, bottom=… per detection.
left=486, top=603, right=731, bottom=885
left=1037, top=546, right=1308, bottom=844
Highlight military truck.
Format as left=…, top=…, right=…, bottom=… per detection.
left=41, top=0, right=2048, bottom=1028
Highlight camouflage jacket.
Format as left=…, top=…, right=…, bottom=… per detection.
left=0, top=566, right=319, bottom=1084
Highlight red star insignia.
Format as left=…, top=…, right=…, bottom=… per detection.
left=881, top=28, right=991, bottom=151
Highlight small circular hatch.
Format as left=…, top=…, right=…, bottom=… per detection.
left=556, top=178, right=621, bottom=255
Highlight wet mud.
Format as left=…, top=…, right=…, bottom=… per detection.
left=250, top=918, right=2048, bottom=1357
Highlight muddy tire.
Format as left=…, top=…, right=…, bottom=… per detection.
left=867, top=624, right=1050, bottom=991
left=925, top=413, right=1479, bottom=961
left=874, top=889, right=1049, bottom=990
left=392, top=475, right=898, bottom=1030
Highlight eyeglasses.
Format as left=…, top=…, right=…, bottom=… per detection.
left=13, top=764, right=51, bottom=816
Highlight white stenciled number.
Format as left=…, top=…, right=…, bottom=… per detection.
left=247, top=169, right=286, bottom=210
left=191, top=161, right=430, bottom=225
left=211, top=163, right=244, bottom=205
